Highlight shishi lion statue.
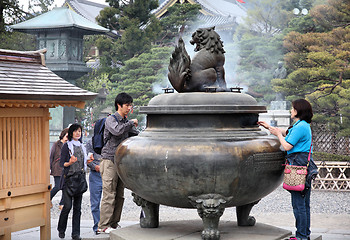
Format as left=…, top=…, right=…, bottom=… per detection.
left=168, top=27, right=227, bottom=92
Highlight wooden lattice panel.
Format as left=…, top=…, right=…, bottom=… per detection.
left=0, top=107, right=51, bottom=240
left=312, top=161, right=350, bottom=191
left=312, top=124, right=350, bottom=155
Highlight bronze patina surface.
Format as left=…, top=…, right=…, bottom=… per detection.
left=115, top=92, right=285, bottom=239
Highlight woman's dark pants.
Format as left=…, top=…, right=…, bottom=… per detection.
left=50, top=176, right=64, bottom=205
left=57, top=188, right=83, bottom=238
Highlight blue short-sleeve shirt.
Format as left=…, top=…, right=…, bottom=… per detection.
left=285, top=120, right=312, bottom=155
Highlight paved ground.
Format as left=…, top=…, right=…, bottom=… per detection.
left=11, top=175, right=350, bottom=240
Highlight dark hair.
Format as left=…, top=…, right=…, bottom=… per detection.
left=115, top=92, right=133, bottom=111
left=67, top=123, right=83, bottom=142
left=59, top=128, right=69, bottom=140
left=292, top=99, right=313, bottom=123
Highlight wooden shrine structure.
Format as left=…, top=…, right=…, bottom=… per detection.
left=0, top=49, right=96, bottom=240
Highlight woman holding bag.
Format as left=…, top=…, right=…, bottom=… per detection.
left=258, top=99, right=318, bottom=240
left=57, top=123, right=93, bottom=240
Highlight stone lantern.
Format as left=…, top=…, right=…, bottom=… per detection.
left=11, top=7, right=109, bottom=139
left=11, top=7, right=109, bottom=83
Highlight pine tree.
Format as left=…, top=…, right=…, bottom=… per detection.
left=272, top=0, right=350, bottom=134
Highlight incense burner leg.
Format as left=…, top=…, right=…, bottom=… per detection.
left=236, top=200, right=260, bottom=226
left=132, top=192, right=159, bottom=228
left=189, top=194, right=233, bottom=240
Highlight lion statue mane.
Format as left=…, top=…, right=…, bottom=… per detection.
left=168, top=26, right=227, bottom=92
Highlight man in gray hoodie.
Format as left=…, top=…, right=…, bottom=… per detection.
left=97, top=92, right=139, bottom=234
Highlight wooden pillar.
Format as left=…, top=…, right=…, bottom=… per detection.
left=41, top=108, right=51, bottom=240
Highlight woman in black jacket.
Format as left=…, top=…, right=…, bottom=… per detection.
left=50, top=128, right=68, bottom=210
left=57, top=123, right=93, bottom=240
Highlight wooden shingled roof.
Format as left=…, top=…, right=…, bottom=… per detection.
left=0, top=48, right=97, bottom=108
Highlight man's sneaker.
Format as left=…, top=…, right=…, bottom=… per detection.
left=111, top=223, right=121, bottom=229
left=97, top=227, right=115, bottom=234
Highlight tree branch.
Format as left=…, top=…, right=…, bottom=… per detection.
left=312, top=72, right=343, bottom=100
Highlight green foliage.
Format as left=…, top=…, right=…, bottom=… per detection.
left=96, top=0, right=160, bottom=63
left=231, top=0, right=297, bottom=105
left=0, top=31, right=35, bottom=50
left=121, top=0, right=158, bottom=25
left=274, top=28, right=350, bottom=101
left=311, top=0, right=350, bottom=31
left=240, top=0, right=293, bottom=36
left=96, top=7, right=119, bottom=31
left=284, top=14, right=326, bottom=33
left=159, top=3, right=201, bottom=44
left=30, top=0, right=54, bottom=13
left=233, top=34, right=285, bottom=104
left=313, top=152, right=350, bottom=162
left=1, top=0, right=55, bottom=49
left=115, top=20, right=152, bottom=61
left=74, top=68, right=115, bottom=132
left=107, top=46, right=172, bottom=124
left=145, top=15, right=162, bottom=42
left=272, top=0, right=350, bottom=135
left=1, top=0, right=55, bottom=33
left=1, top=0, right=27, bottom=33
left=76, top=46, right=172, bottom=132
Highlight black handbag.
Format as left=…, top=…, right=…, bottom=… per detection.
left=65, top=171, right=88, bottom=197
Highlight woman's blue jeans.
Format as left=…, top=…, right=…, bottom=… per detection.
left=290, top=189, right=311, bottom=240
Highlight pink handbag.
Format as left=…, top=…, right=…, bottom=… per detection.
left=282, top=143, right=312, bottom=191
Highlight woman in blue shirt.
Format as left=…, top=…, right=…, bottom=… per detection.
left=258, top=99, right=318, bottom=240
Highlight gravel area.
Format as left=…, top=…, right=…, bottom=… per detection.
left=50, top=174, right=350, bottom=223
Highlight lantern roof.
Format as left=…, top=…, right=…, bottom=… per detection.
left=0, top=48, right=97, bottom=108
left=10, top=7, right=109, bottom=35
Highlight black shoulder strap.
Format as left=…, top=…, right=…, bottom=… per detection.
left=105, top=115, right=119, bottom=144
left=111, top=114, right=118, bottom=122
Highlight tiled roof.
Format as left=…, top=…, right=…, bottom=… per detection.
left=63, top=0, right=246, bottom=32
left=10, top=7, right=109, bottom=34
left=197, top=15, right=237, bottom=31
left=195, top=0, right=246, bottom=23
left=152, top=0, right=247, bottom=24
left=0, top=49, right=97, bottom=105
left=65, top=0, right=108, bottom=24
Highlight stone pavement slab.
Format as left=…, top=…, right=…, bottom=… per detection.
left=11, top=220, right=136, bottom=240
left=109, top=220, right=292, bottom=240
left=11, top=217, right=350, bottom=240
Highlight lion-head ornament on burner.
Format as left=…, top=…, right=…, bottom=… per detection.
left=168, top=26, right=227, bottom=92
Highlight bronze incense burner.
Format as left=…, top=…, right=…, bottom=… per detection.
left=115, top=27, right=285, bottom=240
